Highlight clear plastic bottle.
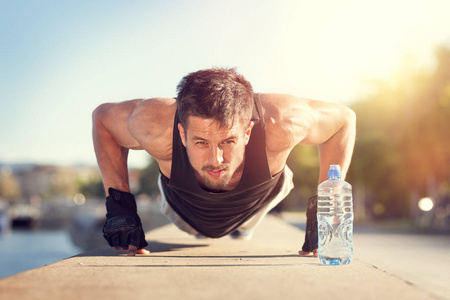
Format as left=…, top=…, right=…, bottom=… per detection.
left=317, top=165, right=353, bottom=265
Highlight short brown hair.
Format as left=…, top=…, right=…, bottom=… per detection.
left=176, top=67, right=254, bottom=129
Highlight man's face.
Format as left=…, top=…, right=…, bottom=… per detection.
left=178, top=116, right=254, bottom=192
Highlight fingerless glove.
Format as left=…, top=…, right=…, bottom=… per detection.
left=102, top=188, right=148, bottom=249
left=301, top=195, right=318, bottom=252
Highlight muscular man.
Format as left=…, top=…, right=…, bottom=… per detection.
left=92, top=68, right=356, bottom=256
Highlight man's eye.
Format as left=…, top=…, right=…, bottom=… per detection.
left=224, top=140, right=235, bottom=145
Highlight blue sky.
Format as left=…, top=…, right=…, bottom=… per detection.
left=1, top=0, right=449, bottom=168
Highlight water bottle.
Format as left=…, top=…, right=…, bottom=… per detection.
left=317, top=165, right=353, bottom=265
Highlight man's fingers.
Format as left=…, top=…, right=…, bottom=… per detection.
left=114, top=245, right=150, bottom=255
left=126, top=245, right=150, bottom=256
left=298, top=250, right=313, bottom=257
left=298, top=249, right=319, bottom=257
left=127, top=244, right=138, bottom=256
left=137, top=248, right=150, bottom=255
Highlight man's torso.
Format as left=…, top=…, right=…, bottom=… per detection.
left=157, top=96, right=289, bottom=237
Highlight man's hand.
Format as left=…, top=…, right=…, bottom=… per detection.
left=298, top=249, right=318, bottom=257
left=103, top=188, right=149, bottom=255
left=299, top=195, right=318, bottom=257
left=115, top=245, right=151, bottom=256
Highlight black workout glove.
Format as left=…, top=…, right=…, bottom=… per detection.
left=301, top=195, right=318, bottom=252
left=103, top=188, right=148, bottom=250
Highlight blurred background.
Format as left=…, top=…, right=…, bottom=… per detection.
left=1, top=0, right=449, bottom=280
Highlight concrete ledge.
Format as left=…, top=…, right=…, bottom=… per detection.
left=0, top=215, right=434, bottom=300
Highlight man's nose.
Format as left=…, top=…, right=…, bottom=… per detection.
left=208, top=146, right=224, bottom=166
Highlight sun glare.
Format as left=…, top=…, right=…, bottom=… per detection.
left=418, top=197, right=434, bottom=212
left=315, top=0, right=433, bottom=82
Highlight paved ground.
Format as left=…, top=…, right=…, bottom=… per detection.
left=0, top=215, right=438, bottom=300
left=282, top=212, right=450, bottom=300
left=354, top=230, right=450, bottom=300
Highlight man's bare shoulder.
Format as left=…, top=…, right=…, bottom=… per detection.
left=258, top=93, right=354, bottom=147
left=132, top=97, right=176, bottom=114
left=128, top=98, right=176, bottom=161
left=258, top=93, right=312, bottom=147
left=129, top=97, right=176, bottom=128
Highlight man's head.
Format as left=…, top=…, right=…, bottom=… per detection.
left=176, top=68, right=255, bottom=192
left=176, top=67, right=254, bottom=129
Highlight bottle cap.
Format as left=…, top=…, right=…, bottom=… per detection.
left=328, top=164, right=342, bottom=179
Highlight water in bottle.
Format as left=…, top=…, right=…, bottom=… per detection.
left=317, top=165, right=353, bottom=265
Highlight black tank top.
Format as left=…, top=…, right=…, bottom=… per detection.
left=159, top=95, right=285, bottom=238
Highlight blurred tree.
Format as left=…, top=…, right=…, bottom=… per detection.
left=138, top=157, right=161, bottom=197
left=77, top=177, right=105, bottom=199
left=346, top=45, right=450, bottom=219
left=282, top=145, right=320, bottom=211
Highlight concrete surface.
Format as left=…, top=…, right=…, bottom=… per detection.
left=354, top=231, right=450, bottom=300
left=282, top=212, right=450, bottom=300
left=0, top=215, right=437, bottom=300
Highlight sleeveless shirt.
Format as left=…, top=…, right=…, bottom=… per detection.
left=159, top=95, right=285, bottom=238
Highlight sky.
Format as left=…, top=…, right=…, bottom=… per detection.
left=1, top=0, right=449, bottom=168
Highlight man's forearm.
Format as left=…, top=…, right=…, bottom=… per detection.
left=317, top=108, right=356, bottom=184
left=92, top=105, right=131, bottom=195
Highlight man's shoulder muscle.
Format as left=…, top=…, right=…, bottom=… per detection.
left=128, top=98, right=176, bottom=161
left=259, top=92, right=352, bottom=148
left=259, top=94, right=311, bottom=149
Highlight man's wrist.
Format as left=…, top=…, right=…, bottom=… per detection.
left=105, top=188, right=139, bottom=219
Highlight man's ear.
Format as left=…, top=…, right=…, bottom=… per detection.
left=178, top=123, right=187, bottom=147
left=244, top=121, right=254, bottom=145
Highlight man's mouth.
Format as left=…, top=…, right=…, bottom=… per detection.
left=206, top=169, right=225, bottom=178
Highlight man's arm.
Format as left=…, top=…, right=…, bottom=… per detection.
left=299, top=99, right=356, bottom=183
left=262, top=94, right=356, bottom=257
left=92, top=100, right=144, bottom=194
left=302, top=99, right=356, bottom=256
left=263, top=94, right=356, bottom=182
left=92, top=99, right=150, bottom=255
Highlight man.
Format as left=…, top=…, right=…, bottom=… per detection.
left=92, top=67, right=356, bottom=256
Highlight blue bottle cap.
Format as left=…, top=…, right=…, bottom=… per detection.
left=328, top=164, right=342, bottom=179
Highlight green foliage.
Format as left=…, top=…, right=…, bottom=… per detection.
left=77, top=177, right=104, bottom=199
left=345, top=46, right=450, bottom=218
left=283, top=145, right=320, bottom=210
left=138, top=157, right=161, bottom=196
